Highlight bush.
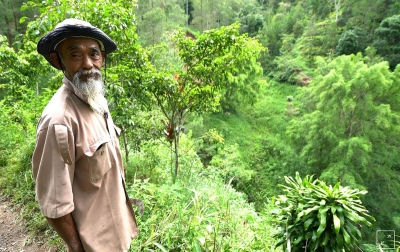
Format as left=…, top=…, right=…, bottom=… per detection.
left=272, top=172, right=375, bottom=251
left=126, top=133, right=278, bottom=251
left=128, top=176, right=278, bottom=251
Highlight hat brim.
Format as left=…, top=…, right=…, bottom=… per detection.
left=37, top=25, right=117, bottom=69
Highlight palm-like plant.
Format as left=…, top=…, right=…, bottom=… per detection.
left=272, top=172, right=375, bottom=251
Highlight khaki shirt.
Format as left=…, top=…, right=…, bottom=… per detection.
left=32, top=77, right=138, bottom=251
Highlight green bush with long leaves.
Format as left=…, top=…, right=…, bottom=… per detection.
left=272, top=172, right=375, bottom=251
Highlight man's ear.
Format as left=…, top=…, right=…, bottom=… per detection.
left=49, top=52, right=63, bottom=70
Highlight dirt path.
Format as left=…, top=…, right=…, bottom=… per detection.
left=0, top=196, right=53, bottom=252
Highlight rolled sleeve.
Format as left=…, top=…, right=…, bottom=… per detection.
left=32, top=124, right=75, bottom=218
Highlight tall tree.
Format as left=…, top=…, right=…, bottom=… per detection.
left=0, top=0, right=31, bottom=47
left=238, top=1, right=264, bottom=37
left=289, top=54, right=400, bottom=183
left=373, top=14, right=400, bottom=70
left=137, top=0, right=187, bottom=47
left=287, top=54, right=400, bottom=240
left=335, top=29, right=362, bottom=56
left=190, top=0, right=247, bottom=31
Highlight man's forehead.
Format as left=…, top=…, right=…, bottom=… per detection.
left=57, top=37, right=101, bottom=51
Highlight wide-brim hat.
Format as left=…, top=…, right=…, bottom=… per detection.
left=37, top=18, right=117, bottom=69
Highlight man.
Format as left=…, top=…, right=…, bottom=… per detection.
left=32, top=18, right=139, bottom=252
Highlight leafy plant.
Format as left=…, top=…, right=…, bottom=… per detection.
left=272, top=172, right=375, bottom=251
left=144, top=23, right=264, bottom=183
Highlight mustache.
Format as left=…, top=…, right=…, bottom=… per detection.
left=75, top=69, right=102, bottom=79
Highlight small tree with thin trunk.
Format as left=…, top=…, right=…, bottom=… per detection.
left=147, top=23, right=264, bottom=183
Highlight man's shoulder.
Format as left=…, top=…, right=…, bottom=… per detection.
left=38, top=85, right=79, bottom=130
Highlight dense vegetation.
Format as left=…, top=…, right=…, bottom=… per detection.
left=1, top=0, right=400, bottom=251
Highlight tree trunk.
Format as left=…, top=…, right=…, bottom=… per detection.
left=173, top=131, right=179, bottom=184
left=334, top=0, right=341, bottom=22
left=4, top=15, right=12, bottom=47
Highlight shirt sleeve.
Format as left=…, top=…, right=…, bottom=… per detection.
left=32, top=124, right=75, bottom=218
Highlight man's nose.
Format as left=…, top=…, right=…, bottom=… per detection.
left=82, top=55, right=93, bottom=69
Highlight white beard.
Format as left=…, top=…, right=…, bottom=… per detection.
left=72, top=69, right=108, bottom=115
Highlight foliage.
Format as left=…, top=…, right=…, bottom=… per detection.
left=269, top=34, right=313, bottom=85
left=189, top=0, right=246, bottom=31
left=288, top=54, right=400, bottom=242
left=335, top=30, right=363, bottom=56
left=127, top=174, right=277, bottom=251
left=0, top=35, right=51, bottom=101
left=288, top=54, right=400, bottom=182
left=136, top=0, right=187, bottom=47
left=145, top=23, right=264, bottom=183
left=0, top=86, right=60, bottom=248
left=272, top=172, right=374, bottom=251
left=0, top=0, right=32, bottom=48
left=238, top=1, right=264, bottom=37
left=208, top=143, right=254, bottom=184
left=374, top=14, right=400, bottom=70
left=124, top=132, right=278, bottom=251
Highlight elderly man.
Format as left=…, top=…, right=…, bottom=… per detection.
left=32, top=18, right=138, bottom=252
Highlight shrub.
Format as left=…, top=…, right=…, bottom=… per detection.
left=127, top=176, right=278, bottom=251
left=272, top=172, right=375, bottom=251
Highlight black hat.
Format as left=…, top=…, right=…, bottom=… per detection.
left=37, top=18, right=117, bottom=69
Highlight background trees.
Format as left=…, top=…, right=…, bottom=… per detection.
left=374, top=15, right=400, bottom=70
left=287, top=54, right=400, bottom=242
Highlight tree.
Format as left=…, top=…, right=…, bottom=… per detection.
left=287, top=54, right=400, bottom=242
left=335, top=30, right=362, bottom=56
left=238, top=1, right=264, bottom=37
left=190, top=0, right=246, bottom=31
left=0, top=0, right=31, bottom=48
left=146, top=23, right=264, bottom=183
left=374, top=14, right=400, bottom=70
left=136, top=0, right=187, bottom=47
left=288, top=54, right=400, bottom=183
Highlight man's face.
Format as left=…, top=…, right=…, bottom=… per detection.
left=56, top=37, right=105, bottom=80
left=54, top=37, right=108, bottom=114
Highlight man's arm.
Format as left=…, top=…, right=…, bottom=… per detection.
left=46, top=214, right=85, bottom=252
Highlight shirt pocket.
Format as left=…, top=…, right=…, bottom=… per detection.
left=84, top=136, right=113, bottom=183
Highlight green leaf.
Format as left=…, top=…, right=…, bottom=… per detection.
left=153, top=242, right=168, bottom=252
left=192, top=239, right=202, bottom=252
left=312, top=230, right=317, bottom=242
left=333, top=214, right=341, bottom=234
left=316, top=211, right=327, bottom=237
left=19, top=16, right=27, bottom=24
left=297, top=205, right=320, bottom=219
left=331, top=205, right=337, bottom=214
left=336, top=233, right=344, bottom=248
left=342, top=228, right=351, bottom=246
left=293, top=235, right=303, bottom=245
left=304, top=218, right=314, bottom=230
left=321, top=232, right=329, bottom=246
